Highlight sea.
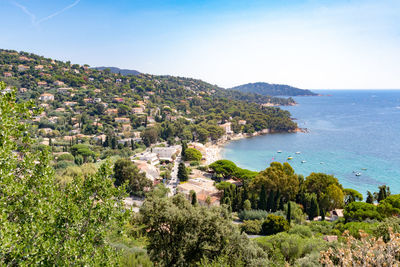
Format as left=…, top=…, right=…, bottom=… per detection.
left=221, top=90, right=400, bottom=195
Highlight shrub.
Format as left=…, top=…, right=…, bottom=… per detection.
left=57, top=153, right=74, bottom=162
left=308, top=221, right=334, bottom=236
left=241, top=220, right=262, bottom=235
left=238, top=209, right=269, bottom=221
left=261, top=214, right=290, bottom=235
left=335, top=221, right=378, bottom=238
left=189, top=161, right=200, bottom=166
left=344, top=202, right=382, bottom=222
left=54, top=160, right=75, bottom=170
left=255, top=232, right=329, bottom=265
left=288, top=225, right=312, bottom=238
left=183, top=148, right=202, bottom=161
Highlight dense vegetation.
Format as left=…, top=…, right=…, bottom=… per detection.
left=0, top=49, right=297, bottom=152
left=230, top=82, right=317, bottom=96
left=1, top=49, right=400, bottom=266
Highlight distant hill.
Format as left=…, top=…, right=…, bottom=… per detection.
left=92, top=66, right=140, bottom=76
left=230, top=82, right=317, bottom=96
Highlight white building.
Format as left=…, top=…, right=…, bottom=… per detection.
left=39, top=93, right=54, bottom=102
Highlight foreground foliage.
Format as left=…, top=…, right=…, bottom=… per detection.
left=138, top=187, right=267, bottom=266
left=0, top=82, right=127, bottom=265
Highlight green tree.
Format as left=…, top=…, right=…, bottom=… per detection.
left=286, top=201, right=292, bottom=225
left=0, top=83, right=127, bottom=265
left=139, top=192, right=267, bottom=266
left=243, top=199, right=251, bottom=211
left=261, top=214, right=290, bottom=235
left=178, top=162, right=188, bottom=182
left=344, top=188, right=363, bottom=204
left=114, top=158, right=152, bottom=195
left=191, top=190, right=197, bottom=206
left=308, top=194, right=319, bottom=220
left=209, top=160, right=238, bottom=179
left=141, top=127, right=159, bottom=147
left=183, top=147, right=202, bottom=161
left=344, top=202, right=382, bottom=222
left=366, top=191, right=375, bottom=204
left=258, top=185, right=268, bottom=211
left=251, top=162, right=299, bottom=203
left=375, top=185, right=391, bottom=203
left=181, top=141, right=187, bottom=157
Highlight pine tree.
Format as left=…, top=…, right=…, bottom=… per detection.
left=366, top=191, right=374, bottom=204
left=286, top=201, right=291, bottom=225
left=258, top=185, right=268, bottom=210
left=177, top=162, right=188, bottom=182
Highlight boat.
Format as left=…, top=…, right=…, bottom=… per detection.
left=361, top=168, right=367, bottom=171
left=301, top=160, right=307, bottom=163
left=277, top=150, right=282, bottom=153
left=295, top=152, right=301, bottom=154
left=287, top=156, right=293, bottom=160
left=320, top=162, right=324, bottom=164
left=355, top=172, right=362, bottom=176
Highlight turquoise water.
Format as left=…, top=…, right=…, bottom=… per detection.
left=222, top=90, right=400, bottom=195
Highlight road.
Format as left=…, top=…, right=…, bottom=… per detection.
left=167, top=156, right=181, bottom=197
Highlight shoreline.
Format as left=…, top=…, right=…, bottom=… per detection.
left=204, top=127, right=307, bottom=165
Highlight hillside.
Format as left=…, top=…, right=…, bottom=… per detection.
left=92, top=66, right=140, bottom=76
left=230, top=82, right=317, bottom=96
left=0, top=49, right=297, bottom=151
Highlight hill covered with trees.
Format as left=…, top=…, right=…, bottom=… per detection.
left=92, top=66, right=141, bottom=76
left=230, top=82, right=317, bottom=96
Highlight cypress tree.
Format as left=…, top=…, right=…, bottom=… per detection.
left=111, top=136, right=117, bottom=149
left=273, top=190, right=281, bottom=212
left=258, top=185, right=268, bottom=210
left=266, top=190, right=275, bottom=212
left=177, top=162, right=188, bottom=182
left=181, top=141, right=187, bottom=157
left=308, top=195, right=319, bottom=220
left=191, top=191, right=197, bottom=206
left=287, top=201, right=291, bottom=225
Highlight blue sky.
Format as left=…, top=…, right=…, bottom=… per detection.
left=1, top=0, right=399, bottom=89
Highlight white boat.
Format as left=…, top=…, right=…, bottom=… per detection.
left=355, top=172, right=362, bottom=176
left=287, top=156, right=293, bottom=160
left=295, top=151, right=301, bottom=154
left=301, top=160, right=307, bottom=163
left=277, top=150, right=282, bottom=153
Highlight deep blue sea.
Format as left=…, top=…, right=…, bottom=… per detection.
left=222, top=90, right=400, bottom=195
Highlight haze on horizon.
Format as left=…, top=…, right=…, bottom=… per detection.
left=1, top=0, right=399, bottom=89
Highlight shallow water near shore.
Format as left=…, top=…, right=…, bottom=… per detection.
left=222, top=90, right=400, bottom=195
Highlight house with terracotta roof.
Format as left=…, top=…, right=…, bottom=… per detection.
left=37, top=81, right=48, bottom=87
left=106, top=108, right=118, bottom=115
left=18, top=65, right=29, bottom=71
left=3, top=72, right=12, bottom=77
left=132, top=107, right=144, bottom=114
left=53, top=80, right=65, bottom=86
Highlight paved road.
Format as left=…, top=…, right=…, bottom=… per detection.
left=167, top=156, right=181, bottom=197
